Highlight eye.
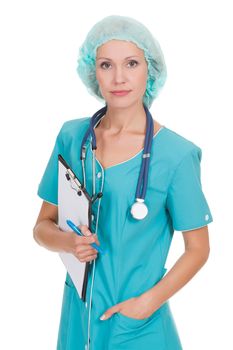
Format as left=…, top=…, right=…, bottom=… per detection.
left=99, top=60, right=139, bottom=70
left=100, top=62, right=111, bottom=69
left=127, top=60, right=138, bottom=68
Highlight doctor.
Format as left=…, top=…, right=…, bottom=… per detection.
left=33, top=15, right=213, bottom=350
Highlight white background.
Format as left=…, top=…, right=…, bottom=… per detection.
left=0, top=1, right=232, bottom=349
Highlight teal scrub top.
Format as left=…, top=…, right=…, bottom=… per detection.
left=37, top=116, right=213, bottom=350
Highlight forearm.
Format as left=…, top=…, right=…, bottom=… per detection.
left=33, top=219, right=71, bottom=253
left=141, top=249, right=209, bottom=312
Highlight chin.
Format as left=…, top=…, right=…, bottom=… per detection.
left=105, top=100, right=134, bottom=109
left=105, top=95, right=141, bottom=109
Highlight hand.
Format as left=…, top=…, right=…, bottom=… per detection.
left=67, top=224, right=100, bottom=263
left=100, top=294, right=156, bottom=321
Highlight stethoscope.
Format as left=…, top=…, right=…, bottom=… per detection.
left=80, top=102, right=154, bottom=220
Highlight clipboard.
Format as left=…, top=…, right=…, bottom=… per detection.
left=57, top=154, right=93, bottom=302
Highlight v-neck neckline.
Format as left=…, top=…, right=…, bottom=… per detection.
left=89, top=123, right=167, bottom=172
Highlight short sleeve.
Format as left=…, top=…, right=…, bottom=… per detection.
left=166, top=146, right=213, bottom=231
left=37, top=123, right=65, bottom=206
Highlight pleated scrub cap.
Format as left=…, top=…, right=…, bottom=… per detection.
left=76, top=15, right=167, bottom=109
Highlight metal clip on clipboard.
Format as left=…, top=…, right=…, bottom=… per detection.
left=57, top=154, right=93, bottom=302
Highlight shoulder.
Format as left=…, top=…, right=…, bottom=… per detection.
left=57, top=116, right=91, bottom=140
left=161, top=126, right=203, bottom=168
left=60, top=116, right=91, bottom=134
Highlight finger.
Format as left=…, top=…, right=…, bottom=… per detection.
left=78, top=224, right=92, bottom=237
left=76, top=235, right=95, bottom=245
left=100, top=306, right=119, bottom=321
left=77, top=225, right=97, bottom=245
left=81, top=246, right=98, bottom=254
left=78, top=225, right=98, bottom=240
left=78, top=254, right=98, bottom=263
left=94, top=235, right=101, bottom=246
left=84, top=233, right=99, bottom=247
left=91, top=233, right=100, bottom=246
left=76, top=247, right=98, bottom=256
left=79, top=227, right=99, bottom=245
left=75, top=247, right=96, bottom=258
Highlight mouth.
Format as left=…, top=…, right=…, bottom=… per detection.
left=110, top=90, right=132, bottom=96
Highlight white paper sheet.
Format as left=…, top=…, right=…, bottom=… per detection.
left=58, top=155, right=92, bottom=299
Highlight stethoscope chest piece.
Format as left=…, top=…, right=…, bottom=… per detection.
left=130, top=198, right=148, bottom=220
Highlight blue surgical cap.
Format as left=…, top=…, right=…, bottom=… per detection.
left=76, top=15, right=167, bottom=109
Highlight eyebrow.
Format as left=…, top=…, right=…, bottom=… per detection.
left=96, top=56, right=140, bottom=61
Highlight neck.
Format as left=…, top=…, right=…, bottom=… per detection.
left=100, top=102, right=148, bottom=135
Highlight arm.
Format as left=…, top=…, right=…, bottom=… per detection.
left=33, top=201, right=99, bottom=260
left=140, top=225, right=210, bottom=313
left=33, top=201, right=73, bottom=253
left=99, top=225, right=211, bottom=321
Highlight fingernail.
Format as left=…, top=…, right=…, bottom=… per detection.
left=100, top=314, right=106, bottom=320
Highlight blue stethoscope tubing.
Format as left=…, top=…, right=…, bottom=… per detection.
left=80, top=103, right=154, bottom=220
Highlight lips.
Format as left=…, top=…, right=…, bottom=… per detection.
left=111, top=90, right=130, bottom=93
left=110, top=90, right=131, bottom=96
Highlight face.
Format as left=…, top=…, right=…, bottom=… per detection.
left=95, top=40, right=148, bottom=108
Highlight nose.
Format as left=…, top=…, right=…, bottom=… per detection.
left=113, top=66, right=126, bottom=84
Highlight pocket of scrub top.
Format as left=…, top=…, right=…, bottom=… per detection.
left=116, top=306, right=162, bottom=330
left=117, top=311, right=150, bottom=323
left=115, top=268, right=168, bottom=329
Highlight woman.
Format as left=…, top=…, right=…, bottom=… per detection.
left=33, top=15, right=213, bottom=350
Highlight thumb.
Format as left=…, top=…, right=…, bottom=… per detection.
left=100, top=305, right=119, bottom=321
left=78, top=224, right=92, bottom=236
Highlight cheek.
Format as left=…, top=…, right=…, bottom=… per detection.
left=96, top=71, right=109, bottom=88
left=132, top=69, right=148, bottom=91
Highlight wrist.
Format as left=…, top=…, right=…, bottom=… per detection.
left=138, top=288, right=161, bottom=314
left=62, top=231, right=77, bottom=254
